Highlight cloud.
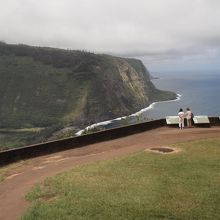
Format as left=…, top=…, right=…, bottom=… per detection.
left=1, top=0, right=220, bottom=70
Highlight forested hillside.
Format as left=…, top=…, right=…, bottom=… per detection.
left=0, top=42, right=176, bottom=149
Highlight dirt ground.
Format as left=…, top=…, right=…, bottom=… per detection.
left=0, top=126, right=220, bottom=220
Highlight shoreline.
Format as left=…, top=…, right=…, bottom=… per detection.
left=75, top=94, right=182, bottom=136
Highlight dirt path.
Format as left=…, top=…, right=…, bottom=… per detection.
left=1, top=127, right=220, bottom=220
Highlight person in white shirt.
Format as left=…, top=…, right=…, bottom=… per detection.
left=178, top=108, right=185, bottom=129
left=186, top=107, right=192, bottom=128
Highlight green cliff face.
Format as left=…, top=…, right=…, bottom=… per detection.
left=0, top=43, right=176, bottom=148
left=80, top=55, right=176, bottom=126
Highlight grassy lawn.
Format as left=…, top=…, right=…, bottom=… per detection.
left=22, top=138, right=220, bottom=220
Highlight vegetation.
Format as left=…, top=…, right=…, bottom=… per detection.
left=0, top=55, right=90, bottom=128
left=0, top=124, right=66, bottom=150
left=0, top=129, right=38, bottom=150
left=22, top=137, right=220, bottom=220
left=0, top=43, right=176, bottom=149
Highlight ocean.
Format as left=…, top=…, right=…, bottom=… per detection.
left=76, top=70, right=220, bottom=135
left=147, top=70, right=220, bottom=119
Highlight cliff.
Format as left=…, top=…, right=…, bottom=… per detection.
left=0, top=42, right=176, bottom=148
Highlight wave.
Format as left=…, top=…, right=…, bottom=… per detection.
left=130, top=93, right=182, bottom=117
left=75, top=94, right=182, bottom=136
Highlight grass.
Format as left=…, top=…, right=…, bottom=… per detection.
left=21, top=137, right=220, bottom=219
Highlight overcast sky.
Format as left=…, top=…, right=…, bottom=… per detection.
left=1, top=0, right=220, bottom=72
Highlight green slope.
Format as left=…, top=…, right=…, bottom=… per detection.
left=0, top=55, right=91, bottom=128
left=0, top=42, right=176, bottom=149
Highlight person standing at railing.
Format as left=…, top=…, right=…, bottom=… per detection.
left=185, top=107, right=193, bottom=128
left=178, top=108, right=185, bottom=129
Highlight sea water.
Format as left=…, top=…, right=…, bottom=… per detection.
left=76, top=70, right=220, bottom=135
left=146, top=70, right=220, bottom=119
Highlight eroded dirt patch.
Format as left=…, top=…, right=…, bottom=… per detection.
left=146, top=146, right=178, bottom=154
left=5, top=173, right=22, bottom=180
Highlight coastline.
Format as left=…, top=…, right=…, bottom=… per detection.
left=75, top=94, right=182, bottom=136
